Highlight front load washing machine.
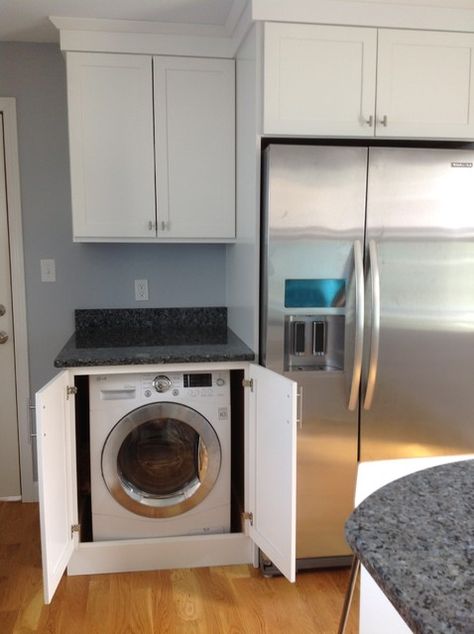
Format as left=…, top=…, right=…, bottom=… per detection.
left=89, top=370, right=231, bottom=541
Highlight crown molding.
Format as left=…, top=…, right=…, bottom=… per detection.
left=252, top=0, right=474, bottom=32
left=50, top=0, right=251, bottom=57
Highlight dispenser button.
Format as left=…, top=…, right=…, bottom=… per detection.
left=312, top=321, right=326, bottom=356
left=293, top=321, right=306, bottom=355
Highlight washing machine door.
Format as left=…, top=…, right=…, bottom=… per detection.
left=102, top=402, right=221, bottom=518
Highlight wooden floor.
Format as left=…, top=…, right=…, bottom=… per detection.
left=0, top=502, right=358, bottom=633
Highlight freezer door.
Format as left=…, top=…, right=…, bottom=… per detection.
left=260, top=145, right=367, bottom=559
left=361, top=147, right=474, bottom=460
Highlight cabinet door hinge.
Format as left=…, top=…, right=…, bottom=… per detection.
left=66, top=386, right=78, bottom=400
left=71, top=523, right=80, bottom=538
left=241, top=511, right=254, bottom=526
left=242, top=378, right=254, bottom=392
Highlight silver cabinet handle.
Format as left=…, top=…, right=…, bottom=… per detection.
left=365, top=115, right=374, bottom=127
left=379, top=115, right=388, bottom=127
left=296, top=386, right=303, bottom=429
left=0, top=331, right=8, bottom=344
left=363, top=240, right=381, bottom=410
left=0, top=304, right=5, bottom=316
left=348, top=240, right=364, bottom=411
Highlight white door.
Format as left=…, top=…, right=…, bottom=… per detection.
left=153, top=56, right=235, bottom=239
left=263, top=23, right=377, bottom=136
left=0, top=113, right=21, bottom=499
left=247, top=365, right=297, bottom=582
left=67, top=53, right=156, bottom=240
left=376, top=29, right=474, bottom=139
left=36, top=370, right=76, bottom=604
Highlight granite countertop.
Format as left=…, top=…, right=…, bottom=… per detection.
left=345, top=459, right=474, bottom=634
left=54, top=307, right=255, bottom=367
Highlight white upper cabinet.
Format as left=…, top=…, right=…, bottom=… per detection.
left=263, top=23, right=474, bottom=140
left=67, top=53, right=156, bottom=239
left=154, top=57, right=235, bottom=240
left=376, top=29, right=474, bottom=138
left=264, top=23, right=377, bottom=136
left=66, top=53, right=235, bottom=242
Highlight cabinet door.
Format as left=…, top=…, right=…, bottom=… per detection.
left=376, top=30, right=474, bottom=139
left=36, top=371, right=76, bottom=604
left=247, top=365, right=297, bottom=582
left=153, top=56, right=235, bottom=239
left=263, top=23, right=377, bottom=136
left=67, top=53, right=156, bottom=239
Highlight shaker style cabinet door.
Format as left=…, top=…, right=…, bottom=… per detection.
left=67, top=53, right=156, bottom=240
left=36, top=371, right=76, bottom=604
left=246, top=364, right=297, bottom=582
left=153, top=56, right=235, bottom=239
left=263, top=23, right=377, bottom=136
left=376, top=29, right=474, bottom=139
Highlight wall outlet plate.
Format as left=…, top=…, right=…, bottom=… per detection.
left=134, top=279, right=149, bottom=301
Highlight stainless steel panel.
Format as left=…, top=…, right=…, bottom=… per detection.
left=261, top=145, right=367, bottom=558
left=361, top=147, right=474, bottom=460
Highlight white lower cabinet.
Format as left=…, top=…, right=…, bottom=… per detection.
left=36, top=362, right=297, bottom=604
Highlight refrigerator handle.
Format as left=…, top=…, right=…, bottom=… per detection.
left=363, top=240, right=381, bottom=410
left=348, top=240, right=364, bottom=411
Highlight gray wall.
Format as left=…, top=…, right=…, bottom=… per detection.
left=0, top=42, right=227, bottom=395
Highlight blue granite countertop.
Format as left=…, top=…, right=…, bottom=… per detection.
left=345, top=459, right=474, bottom=633
left=54, top=307, right=255, bottom=367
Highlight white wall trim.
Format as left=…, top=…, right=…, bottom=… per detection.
left=57, top=28, right=237, bottom=58
left=252, top=0, right=474, bottom=33
left=0, top=98, right=35, bottom=502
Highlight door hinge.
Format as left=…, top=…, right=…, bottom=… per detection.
left=66, top=385, right=78, bottom=400
left=241, top=511, right=254, bottom=526
left=71, top=523, right=80, bottom=538
left=242, top=378, right=254, bottom=392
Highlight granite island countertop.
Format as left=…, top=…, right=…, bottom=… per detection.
left=54, top=307, right=255, bottom=367
left=345, top=459, right=474, bottom=634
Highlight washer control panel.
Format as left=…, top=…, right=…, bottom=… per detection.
left=140, top=371, right=228, bottom=400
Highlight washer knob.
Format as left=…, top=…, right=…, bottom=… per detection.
left=153, top=375, right=172, bottom=393
left=216, top=378, right=225, bottom=386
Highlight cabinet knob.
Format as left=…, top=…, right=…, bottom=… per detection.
left=0, top=304, right=5, bottom=317
left=0, top=331, right=8, bottom=344
left=148, top=220, right=155, bottom=231
left=365, top=115, right=374, bottom=127
left=379, top=115, right=388, bottom=127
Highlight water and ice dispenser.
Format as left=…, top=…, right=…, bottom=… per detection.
left=283, top=279, right=345, bottom=372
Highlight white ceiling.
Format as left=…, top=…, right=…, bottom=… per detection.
left=0, top=0, right=247, bottom=43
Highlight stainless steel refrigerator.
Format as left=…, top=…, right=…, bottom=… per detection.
left=260, top=144, right=474, bottom=567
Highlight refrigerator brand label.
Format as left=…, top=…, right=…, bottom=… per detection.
left=451, top=162, right=473, bottom=168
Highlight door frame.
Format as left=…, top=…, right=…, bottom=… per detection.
left=0, top=98, right=34, bottom=501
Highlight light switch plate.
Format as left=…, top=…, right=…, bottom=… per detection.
left=40, top=259, right=56, bottom=282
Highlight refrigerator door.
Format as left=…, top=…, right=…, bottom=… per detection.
left=261, top=145, right=367, bottom=560
left=361, top=147, right=474, bottom=460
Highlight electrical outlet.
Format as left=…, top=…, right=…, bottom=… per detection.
left=40, top=259, right=56, bottom=282
left=134, top=279, right=149, bottom=301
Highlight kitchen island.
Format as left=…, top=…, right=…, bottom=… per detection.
left=345, top=459, right=474, bottom=633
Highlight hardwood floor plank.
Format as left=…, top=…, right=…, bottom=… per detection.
left=0, top=502, right=359, bottom=633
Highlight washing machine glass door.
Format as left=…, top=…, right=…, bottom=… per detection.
left=102, top=402, right=221, bottom=518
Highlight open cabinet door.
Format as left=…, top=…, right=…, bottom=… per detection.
left=247, top=365, right=297, bottom=582
left=36, top=370, right=76, bottom=603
